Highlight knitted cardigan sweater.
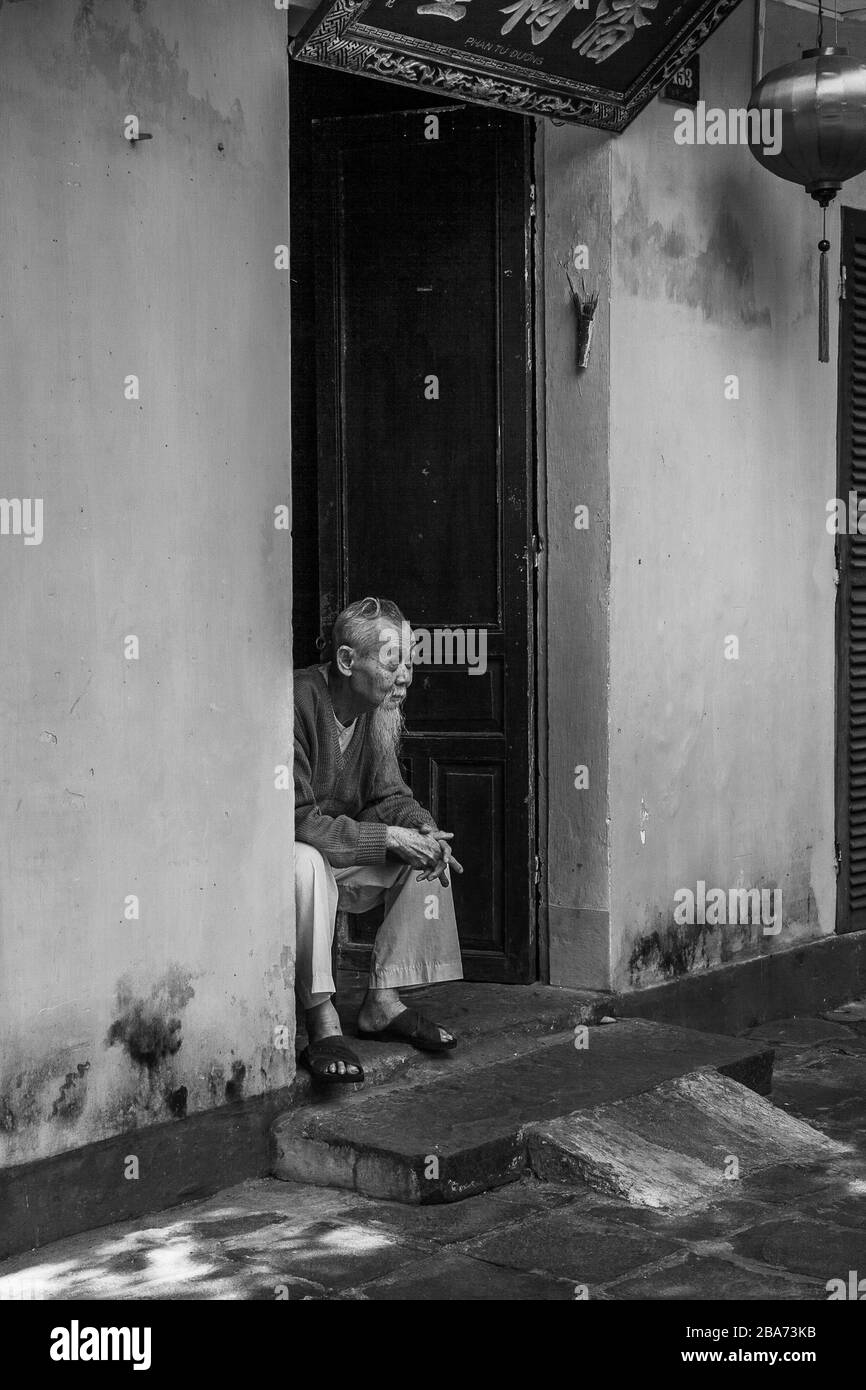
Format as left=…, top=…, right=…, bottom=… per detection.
left=293, top=664, right=436, bottom=867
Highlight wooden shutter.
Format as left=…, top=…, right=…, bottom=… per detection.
left=836, top=207, right=866, bottom=931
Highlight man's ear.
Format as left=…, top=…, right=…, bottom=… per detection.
left=335, top=644, right=355, bottom=678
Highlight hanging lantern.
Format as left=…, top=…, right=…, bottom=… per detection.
left=748, top=5, right=866, bottom=363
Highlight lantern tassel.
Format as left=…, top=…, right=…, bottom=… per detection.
left=819, top=220, right=831, bottom=364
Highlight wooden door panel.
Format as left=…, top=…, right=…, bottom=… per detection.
left=313, top=106, right=535, bottom=982
left=405, top=662, right=504, bottom=732
left=339, top=131, right=500, bottom=626
left=433, top=761, right=505, bottom=954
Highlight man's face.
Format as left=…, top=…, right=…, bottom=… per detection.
left=343, top=619, right=414, bottom=712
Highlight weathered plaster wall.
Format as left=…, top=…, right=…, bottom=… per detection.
left=607, top=1, right=861, bottom=990
left=0, top=0, right=294, bottom=1165
left=542, top=123, right=612, bottom=989
left=542, top=1, right=866, bottom=993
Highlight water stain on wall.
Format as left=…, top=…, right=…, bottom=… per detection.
left=224, top=1060, right=246, bottom=1102
left=614, top=177, right=772, bottom=329
left=101, top=967, right=197, bottom=1127
left=628, top=919, right=710, bottom=986
left=106, top=965, right=195, bottom=1072
left=11, top=0, right=248, bottom=159
left=165, top=1084, right=188, bottom=1118
left=207, top=1065, right=225, bottom=1106
left=627, top=863, right=812, bottom=986
left=0, top=1059, right=57, bottom=1137
left=51, top=1061, right=91, bottom=1123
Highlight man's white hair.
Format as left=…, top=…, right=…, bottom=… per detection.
left=331, top=596, right=407, bottom=659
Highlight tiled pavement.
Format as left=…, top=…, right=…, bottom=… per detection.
left=2, top=1004, right=866, bottom=1301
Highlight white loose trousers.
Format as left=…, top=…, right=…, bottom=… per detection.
left=293, top=841, right=464, bottom=1010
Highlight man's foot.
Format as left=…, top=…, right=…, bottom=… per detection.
left=357, top=987, right=454, bottom=1047
left=305, top=998, right=362, bottom=1076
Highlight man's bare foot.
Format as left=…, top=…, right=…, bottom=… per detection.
left=305, top=998, right=361, bottom=1076
left=357, top=987, right=454, bottom=1046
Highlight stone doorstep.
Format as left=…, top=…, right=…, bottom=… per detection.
left=271, top=1019, right=780, bottom=1206
left=287, top=981, right=614, bottom=1107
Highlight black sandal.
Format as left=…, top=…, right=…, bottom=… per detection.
left=298, top=1035, right=365, bottom=1084
left=357, top=1007, right=457, bottom=1053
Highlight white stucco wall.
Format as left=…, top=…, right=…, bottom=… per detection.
left=609, top=0, right=849, bottom=988
left=0, top=0, right=295, bottom=1165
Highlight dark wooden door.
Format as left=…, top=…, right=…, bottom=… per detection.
left=836, top=207, right=866, bottom=933
left=312, top=106, right=536, bottom=982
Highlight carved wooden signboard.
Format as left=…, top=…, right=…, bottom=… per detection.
left=291, top=0, right=744, bottom=132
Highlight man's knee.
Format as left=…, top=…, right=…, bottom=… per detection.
left=294, top=841, right=329, bottom=892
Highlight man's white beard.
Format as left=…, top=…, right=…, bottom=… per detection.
left=368, top=700, right=405, bottom=765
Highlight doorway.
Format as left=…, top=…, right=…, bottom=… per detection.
left=290, top=61, right=538, bottom=982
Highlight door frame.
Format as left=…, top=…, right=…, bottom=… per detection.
left=293, top=87, right=541, bottom=981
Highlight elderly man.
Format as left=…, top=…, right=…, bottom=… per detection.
left=293, top=596, right=464, bottom=1083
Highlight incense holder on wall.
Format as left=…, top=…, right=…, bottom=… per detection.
left=563, top=263, right=599, bottom=372
left=576, top=307, right=596, bottom=370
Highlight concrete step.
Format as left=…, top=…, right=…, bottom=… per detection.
left=271, top=1018, right=779, bottom=1205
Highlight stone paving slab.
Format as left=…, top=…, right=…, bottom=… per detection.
left=338, top=1250, right=577, bottom=1301
left=822, top=999, right=866, bottom=1033
left=730, top=1217, right=866, bottom=1282
left=807, top=1037, right=866, bottom=1056
left=772, top=1053, right=866, bottom=1124
left=486, top=1178, right=583, bottom=1209
left=219, top=1218, right=423, bottom=1291
left=455, top=1207, right=679, bottom=1284
left=738, top=1160, right=841, bottom=1206
left=609, top=1253, right=823, bottom=1301
left=746, top=1017, right=858, bottom=1048
left=808, top=1190, right=866, bottom=1230
left=580, top=1197, right=784, bottom=1242
left=332, top=1190, right=553, bottom=1249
